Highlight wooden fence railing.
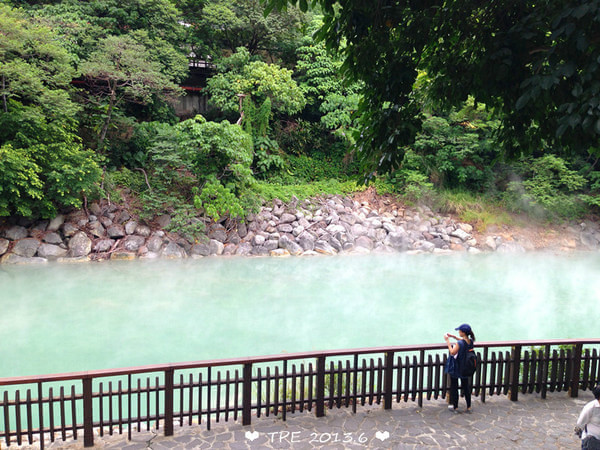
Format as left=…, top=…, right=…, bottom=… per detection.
left=1, top=339, right=600, bottom=448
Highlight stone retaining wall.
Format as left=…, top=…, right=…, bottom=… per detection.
left=1, top=195, right=599, bottom=264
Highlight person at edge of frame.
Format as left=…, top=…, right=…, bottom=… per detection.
left=575, top=384, right=600, bottom=450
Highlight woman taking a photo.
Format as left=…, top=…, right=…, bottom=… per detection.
left=444, top=323, right=475, bottom=413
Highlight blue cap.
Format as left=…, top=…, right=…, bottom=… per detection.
left=455, top=324, right=472, bottom=333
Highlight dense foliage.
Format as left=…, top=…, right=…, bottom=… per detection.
left=205, top=47, right=305, bottom=116
left=1, top=0, right=599, bottom=225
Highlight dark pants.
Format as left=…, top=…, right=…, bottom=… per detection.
left=450, top=376, right=471, bottom=409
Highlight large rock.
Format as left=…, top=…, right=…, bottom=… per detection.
left=161, top=242, right=186, bottom=258
left=580, top=231, right=600, bottom=249
left=123, top=235, right=146, bottom=252
left=111, top=252, right=136, bottom=260
left=68, top=232, right=92, bottom=257
left=314, top=240, right=337, bottom=255
left=1, top=254, right=47, bottom=264
left=384, top=232, right=410, bottom=251
left=326, top=224, right=346, bottom=235
left=264, top=239, right=279, bottom=251
left=340, top=214, right=357, bottom=226
left=237, top=222, right=248, bottom=239
left=235, top=242, right=253, bottom=256
left=351, top=223, right=369, bottom=237
left=89, top=202, right=102, bottom=216
left=458, top=223, right=474, bottom=233
left=0, top=238, right=8, bottom=255
left=209, top=229, right=227, bottom=243
left=124, top=220, right=138, bottom=235
left=88, top=221, right=106, bottom=238
left=368, top=228, right=387, bottom=242
left=43, top=232, right=63, bottom=245
left=413, top=240, right=435, bottom=252
left=276, top=223, right=293, bottom=234
left=355, top=236, right=374, bottom=250
left=191, top=243, right=210, bottom=256
left=251, top=246, right=270, bottom=256
left=146, top=235, right=164, bottom=253
left=222, top=244, right=237, bottom=255
left=278, top=235, right=303, bottom=256
left=62, top=222, right=79, bottom=237
left=116, top=210, right=131, bottom=224
left=99, top=217, right=113, bottom=228
left=107, top=224, right=125, bottom=239
left=12, top=238, right=41, bottom=257
left=57, top=256, right=90, bottom=263
left=431, top=237, right=448, bottom=249
left=37, top=243, right=68, bottom=259
left=47, top=215, right=65, bottom=232
left=279, top=213, right=296, bottom=224
left=450, top=228, right=471, bottom=242
left=93, top=239, right=114, bottom=252
left=5, top=226, right=28, bottom=241
left=135, top=224, right=152, bottom=237
left=382, top=222, right=396, bottom=233
left=484, top=236, right=498, bottom=251
left=297, top=217, right=311, bottom=228
left=209, top=239, right=225, bottom=255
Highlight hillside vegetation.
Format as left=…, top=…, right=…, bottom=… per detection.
left=1, top=1, right=599, bottom=236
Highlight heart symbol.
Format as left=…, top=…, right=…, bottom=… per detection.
left=375, top=430, right=390, bottom=441
left=245, top=430, right=259, bottom=441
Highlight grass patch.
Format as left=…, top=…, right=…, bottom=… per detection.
left=435, top=190, right=515, bottom=231
left=255, top=179, right=364, bottom=203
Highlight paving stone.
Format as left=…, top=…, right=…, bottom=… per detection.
left=18, top=391, right=591, bottom=450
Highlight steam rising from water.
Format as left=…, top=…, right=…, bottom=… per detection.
left=1, top=253, right=598, bottom=377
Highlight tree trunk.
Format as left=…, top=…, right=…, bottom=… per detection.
left=98, top=83, right=116, bottom=152
left=2, top=75, right=7, bottom=113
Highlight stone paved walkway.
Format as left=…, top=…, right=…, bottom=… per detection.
left=8, top=391, right=590, bottom=449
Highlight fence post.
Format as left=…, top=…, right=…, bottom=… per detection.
left=83, top=377, right=93, bottom=447
left=38, top=382, right=45, bottom=450
left=243, top=363, right=252, bottom=425
left=383, top=351, right=394, bottom=409
left=164, top=369, right=174, bottom=436
left=315, top=356, right=326, bottom=417
left=418, top=350, right=425, bottom=408
left=570, top=343, right=583, bottom=398
left=509, top=345, right=521, bottom=401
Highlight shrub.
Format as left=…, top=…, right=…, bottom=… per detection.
left=135, top=116, right=259, bottom=227
left=412, top=115, right=498, bottom=191
left=0, top=142, right=102, bottom=219
left=178, top=116, right=254, bottom=187
left=194, top=177, right=246, bottom=222
left=0, top=145, right=45, bottom=218
left=504, top=155, right=587, bottom=220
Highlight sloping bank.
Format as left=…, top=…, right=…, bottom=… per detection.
left=1, top=194, right=599, bottom=264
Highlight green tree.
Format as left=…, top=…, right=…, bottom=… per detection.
left=0, top=4, right=76, bottom=119
left=205, top=47, right=305, bottom=116
left=264, top=0, right=600, bottom=179
left=0, top=4, right=102, bottom=219
left=197, top=0, right=306, bottom=59
left=294, top=17, right=362, bottom=140
left=79, top=32, right=185, bottom=151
